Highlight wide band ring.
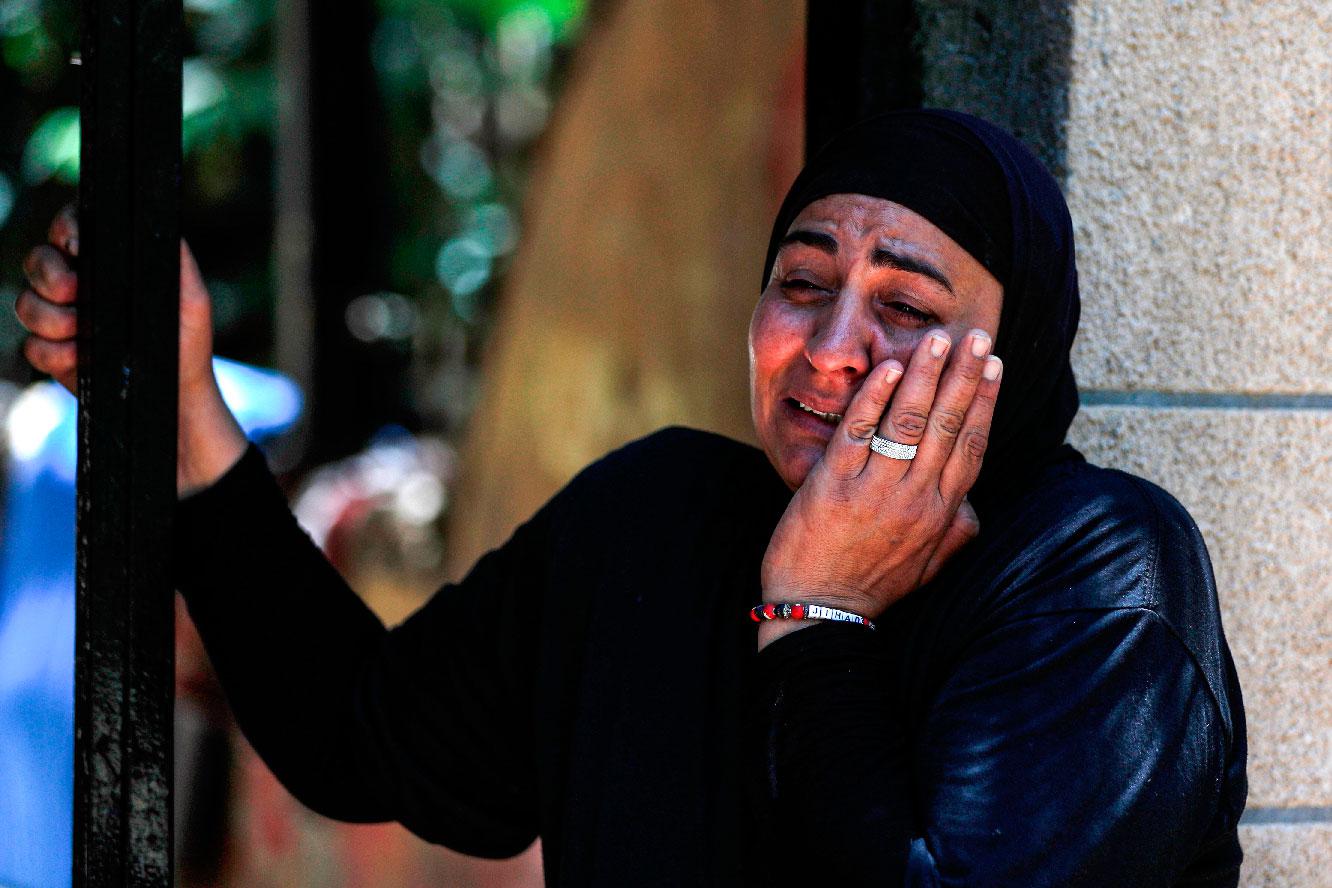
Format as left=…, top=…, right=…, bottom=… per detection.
left=870, top=435, right=917, bottom=460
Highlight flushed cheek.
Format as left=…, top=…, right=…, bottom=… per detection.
left=749, top=300, right=809, bottom=375
left=749, top=303, right=806, bottom=412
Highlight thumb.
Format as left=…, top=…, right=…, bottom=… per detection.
left=919, top=497, right=979, bottom=586
left=180, top=240, right=211, bottom=329
left=178, top=240, right=216, bottom=388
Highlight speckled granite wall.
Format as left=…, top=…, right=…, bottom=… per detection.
left=918, top=1, right=1332, bottom=882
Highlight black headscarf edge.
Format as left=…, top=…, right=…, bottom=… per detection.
left=761, top=109, right=1082, bottom=513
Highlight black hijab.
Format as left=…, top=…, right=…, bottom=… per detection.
left=761, top=109, right=1081, bottom=515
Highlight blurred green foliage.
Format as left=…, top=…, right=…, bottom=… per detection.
left=0, top=0, right=584, bottom=436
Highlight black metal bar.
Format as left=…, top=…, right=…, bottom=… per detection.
left=805, top=0, right=922, bottom=158
left=305, top=0, right=405, bottom=465
left=75, top=0, right=181, bottom=885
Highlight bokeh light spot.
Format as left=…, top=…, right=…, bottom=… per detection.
left=422, top=137, right=493, bottom=200
left=435, top=237, right=492, bottom=303
left=346, top=293, right=419, bottom=343
left=495, top=84, right=550, bottom=143
left=183, top=0, right=239, bottom=13
left=6, top=384, right=64, bottom=462
left=466, top=202, right=518, bottom=256
left=21, top=107, right=80, bottom=185
left=496, top=5, right=553, bottom=82
left=182, top=59, right=226, bottom=117
left=371, top=17, right=420, bottom=79
left=0, top=172, right=15, bottom=228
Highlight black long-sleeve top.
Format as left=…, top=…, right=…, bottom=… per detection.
left=174, top=427, right=1246, bottom=887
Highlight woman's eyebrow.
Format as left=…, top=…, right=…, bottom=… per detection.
left=871, top=246, right=955, bottom=297
left=779, top=229, right=839, bottom=254
left=780, top=230, right=957, bottom=299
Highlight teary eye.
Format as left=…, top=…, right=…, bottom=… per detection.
left=780, top=277, right=832, bottom=300
left=882, top=299, right=936, bottom=326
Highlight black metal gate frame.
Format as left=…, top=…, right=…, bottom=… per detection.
left=75, top=0, right=181, bottom=884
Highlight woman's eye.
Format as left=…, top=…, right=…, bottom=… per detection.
left=883, top=300, right=935, bottom=324
left=780, top=279, right=831, bottom=298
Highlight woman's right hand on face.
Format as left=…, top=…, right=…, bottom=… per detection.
left=16, top=204, right=249, bottom=496
left=760, top=328, right=1001, bottom=638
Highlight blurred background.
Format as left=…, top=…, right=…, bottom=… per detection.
left=0, top=1, right=803, bottom=886
left=1, top=0, right=1329, bottom=886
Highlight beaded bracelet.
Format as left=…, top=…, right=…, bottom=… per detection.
left=749, top=602, right=876, bottom=631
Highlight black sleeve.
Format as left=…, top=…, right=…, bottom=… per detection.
left=174, top=444, right=548, bottom=857
left=750, top=608, right=1226, bottom=887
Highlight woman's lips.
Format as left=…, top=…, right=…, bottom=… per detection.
left=781, top=397, right=842, bottom=437
left=791, top=398, right=843, bottom=423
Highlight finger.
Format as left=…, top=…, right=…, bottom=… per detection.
left=919, top=498, right=980, bottom=586
left=23, top=245, right=78, bottom=305
left=938, top=354, right=1002, bottom=502
left=179, top=240, right=211, bottom=324
left=23, top=336, right=77, bottom=389
left=15, top=290, right=77, bottom=341
left=48, top=203, right=79, bottom=256
left=875, top=329, right=950, bottom=449
left=908, top=328, right=992, bottom=482
left=821, top=359, right=904, bottom=480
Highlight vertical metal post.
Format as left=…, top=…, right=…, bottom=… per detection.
left=306, top=0, right=403, bottom=465
left=75, top=0, right=181, bottom=885
left=805, top=0, right=922, bottom=158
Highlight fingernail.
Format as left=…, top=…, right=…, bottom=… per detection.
left=884, top=361, right=903, bottom=379
left=983, top=355, right=1003, bottom=381
left=929, top=333, right=949, bottom=358
left=969, top=331, right=991, bottom=358
left=65, top=237, right=78, bottom=256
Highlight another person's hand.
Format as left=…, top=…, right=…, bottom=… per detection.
left=759, top=328, right=1001, bottom=647
left=16, top=204, right=248, bottom=496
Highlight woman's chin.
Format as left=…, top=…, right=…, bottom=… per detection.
left=770, top=442, right=823, bottom=490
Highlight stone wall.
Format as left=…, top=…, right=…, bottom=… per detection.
left=918, top=0, right=1332, bottom=882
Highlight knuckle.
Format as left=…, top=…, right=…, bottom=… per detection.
left=953, top=359, right=983, bottom=383
left=14, top=291, right=33, bottom=326
left=963, top=429, right=989, bottom=462
left=24, top=246, right=65, bottom=293
left=24, top=335, right=74, bottom=373
left=895, top=501, right=926, bottom=528
left=889, top=406, right=929, bottom=438
left=50, top=204, right=78, bottom=241
left=53, top=310, right=76, bottom=340
left=49, top=271, right=77, bottom=304
left=21, top=336, right=46, bottom=368
left=844, top=416, right=877, bottom=442
left=930, top=407, right=966, bottom=438
left=22, top=248, right=43, bottom=283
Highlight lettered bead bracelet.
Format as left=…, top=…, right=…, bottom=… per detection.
left=749, top=602, right=876, bottom=631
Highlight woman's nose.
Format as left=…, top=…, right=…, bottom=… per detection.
left=804, top=296, right=874, bottom=379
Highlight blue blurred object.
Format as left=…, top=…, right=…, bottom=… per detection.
left=0, top=358, right=302, bottom=888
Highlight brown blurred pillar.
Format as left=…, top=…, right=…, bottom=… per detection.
left=444, top=0, right=805, bottom=578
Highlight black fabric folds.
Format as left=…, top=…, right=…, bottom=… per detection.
left=761, top=110, right=1082, bottom=516
left=176, top=428, right=1246, bottom=886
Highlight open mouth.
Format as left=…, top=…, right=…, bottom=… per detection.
left=786, top=398, right=843, bottom=425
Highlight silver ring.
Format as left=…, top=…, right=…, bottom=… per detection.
left=870, top=435, right=917, bottom=460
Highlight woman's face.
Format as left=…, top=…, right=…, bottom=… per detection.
left=749, top=193, right=1004, bottom=489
